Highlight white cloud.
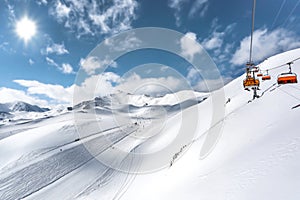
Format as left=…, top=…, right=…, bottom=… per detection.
left=202, top=32, right=224, bottom=50
left=46, top=57, right=59, bottom=67
left=9, top=69, right=196, bottom=106
left=0, top=87, right=48, bottom=107
left=12, top=72, right=121, bottom=106
left=14, top=80, right=73, bottom=104
left=46, top=57, right=74, bottom=74
left=61, top=63, right=73, bottom=74
left=29, top=59, right=34, bottom=65
left=199, top=22, right=237, bottom=72
left=180, top=32, right=202, bottom=61
left=53, top=0, right=71, bottom=20
left=74, top=72, right=121, bottom=103
left=49, top=0, right=138, bottom=37
left=116, top=73, right=188, bottom=96
left=202, top=22, right=235, bottom=51
left=80, top=56, right=117, bottom=75
left=231, top=28, right=300, bottom=66
left=44, top=42, right=69, bottom=55
left=104, top=32, right=142, bottom=52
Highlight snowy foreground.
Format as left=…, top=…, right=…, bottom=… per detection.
left=1, top=49, right=300, bottom=200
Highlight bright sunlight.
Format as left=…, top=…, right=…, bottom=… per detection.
left=16, top=17, right=37, bottom=43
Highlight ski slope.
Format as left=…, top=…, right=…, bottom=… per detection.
left=119, top=48, right=300, bottom=200
left=0, top=49, right=300, bottom=200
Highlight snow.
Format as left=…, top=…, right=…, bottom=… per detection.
left=0, top=48, right=300, bottom=200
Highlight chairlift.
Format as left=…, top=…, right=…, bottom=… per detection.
left=277, top=62, right=298, bottom=84
left=262, top=70, right=271, bottom=80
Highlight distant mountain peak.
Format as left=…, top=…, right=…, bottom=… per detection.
left=10, top=101, right=50, bottom=112
left=0, top=101, right=50, bottom=113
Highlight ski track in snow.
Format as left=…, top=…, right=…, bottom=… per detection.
left=0, top=124, right=138, bottom=200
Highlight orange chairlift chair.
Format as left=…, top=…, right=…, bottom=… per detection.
left=243, top=67, right=260, bottom=90
left=277, top=62, right=298, bottom=84
left=262, top=70, right=271, bottom=80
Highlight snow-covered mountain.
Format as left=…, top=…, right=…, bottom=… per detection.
left=0, top=49, right=300, bottom=200
left=9, top=102, right=50, bottom=112
left=71, top=90, right=208, bottom=111
left=0, top=102, right=50, bottom=122
left=0, top=101, right=50, bottom=113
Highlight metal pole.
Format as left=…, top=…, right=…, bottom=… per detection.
left=249, top=0, right=256, bottom=65
left=252, top=70, right=259, bottom=99
left=288, top=62, right=292, bottom=73
left=253, top=88, right=258, bottom=100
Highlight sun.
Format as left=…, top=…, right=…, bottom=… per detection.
left=16, top=17, right=37, bottom=43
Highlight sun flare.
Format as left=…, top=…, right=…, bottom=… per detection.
left=16, top=17, right=37, bottom=42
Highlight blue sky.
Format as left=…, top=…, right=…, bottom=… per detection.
left=1, top=0, right=300, bottom=106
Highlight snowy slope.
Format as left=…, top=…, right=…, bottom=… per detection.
left=0, top=49, right=300, bottom=200
left=119, top=48, right=300, bottom=200
left=0, top=89, right=208, bottom=200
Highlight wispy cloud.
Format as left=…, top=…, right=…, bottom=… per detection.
left=49, top=0, right=139, bottom=37
left=188, top=0, right=208, bottom=18
left=104, top=32, right=142, bottom=52
left=168, top=0, right=187, bottom=27
left=61, top=63, right=74, bottom=74
left=80, top=56, right=117, bottom=75
left=52, top=0, right=71, bottom=21
left=199, top=21, right=237, bottom=79
left=46, top=57, right=73, bottom=74
left=202, top=31, right=224, bottom=50
left=29, top=59, right=34, bottom=65
left=46, top=57, right=59, bottom=67
left=43, top=42, right=69, bottom=55
left=202, top=20, right=236, bottom=51
left=0, top=42, right=15, bottom=54
left=5, top=1, right=16, bottom=23
left=168, top=0, right=208, bottom=27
